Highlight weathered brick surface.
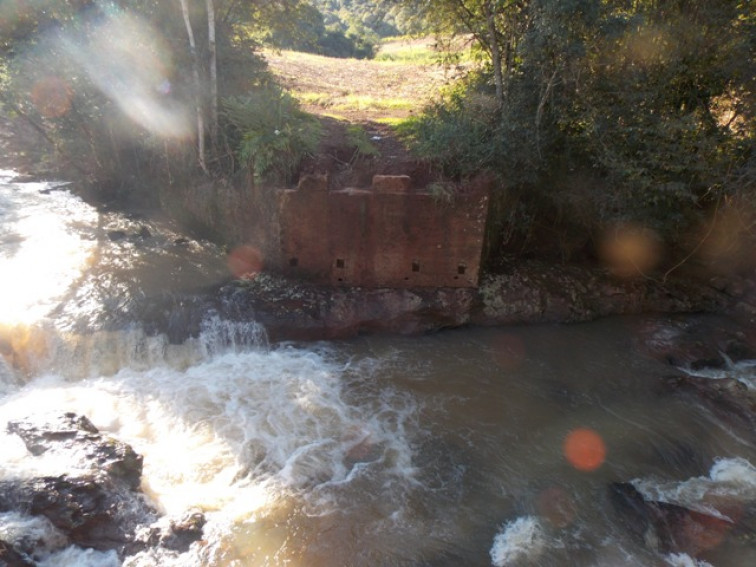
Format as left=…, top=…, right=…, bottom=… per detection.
left=371, top=174, right=412, bottom=194
left=278, top=182, right=490, bottom=288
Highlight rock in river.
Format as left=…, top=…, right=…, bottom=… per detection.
left=0, top=413, right=206, bottom=562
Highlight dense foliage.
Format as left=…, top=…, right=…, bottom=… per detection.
left=401, top=0, right=755, bottom=265
left=263, top=2, right=378, bottom=59
left=223, top=86, right=322, bottom=184
left=0, top=0, right=318, bottom=198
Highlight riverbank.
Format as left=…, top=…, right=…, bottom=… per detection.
left=215, top=259, right=756, bottom=342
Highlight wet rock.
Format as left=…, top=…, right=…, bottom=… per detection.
left=663, top=374, right=756, bottom=431
left=204, top=260, right=733, bottom=341
left=107, top=230, right=128, bottom=241
left=7, top=413, right=143, bottom=490
left=217, top=275, right=475, bottom=341
left=610, top=482, right=735, bottom=557
left=130, top=509, right=207, bottom=554
left=0, top=413, right=209, bottom=560
left=0, top=474, right=157, bottom=553
left=634, top=314, right=756, bottom=369
left=0, top=540, right=35, bottom=567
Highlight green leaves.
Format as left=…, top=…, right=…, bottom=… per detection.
left=223, top=86, right=322, bottom=184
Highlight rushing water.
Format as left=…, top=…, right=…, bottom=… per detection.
left=1, top=171, right=755, bottom=567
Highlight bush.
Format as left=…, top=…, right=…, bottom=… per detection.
left=223, top=86, right=322, bottom=185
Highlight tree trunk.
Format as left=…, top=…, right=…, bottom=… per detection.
left=178, top=0, right=208, bottom=174
left=206, top=0, right=218, bottom=143
left=484, top=1, right=504, bottom=109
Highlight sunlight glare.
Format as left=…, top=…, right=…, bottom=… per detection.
left=0, top=207, right=95, bottom=325
left=61, top=11, right=191, bottom=139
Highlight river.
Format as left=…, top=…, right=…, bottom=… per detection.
left=0, top=171, right=754, bottom=567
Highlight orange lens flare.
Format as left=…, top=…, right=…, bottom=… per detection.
left=227, top=245, right=264, bottom=280
left=491, top=333, right=526, bottom=371
left=536, top=485, right=577, bottom=528
left=599, top=223, right=661, bottom=278
left=564, top=428, right=606, bottom=472
left=31, top=76, right=73, bottom=118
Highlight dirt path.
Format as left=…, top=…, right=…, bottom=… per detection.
left=264, top=43, right=471, bottom=183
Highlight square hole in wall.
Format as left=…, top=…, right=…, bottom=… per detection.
left=289, top=257, right=298, bottom=267
left=412, top=262, right=420, bottom=272
left=336, top=259, right=345, bottom=269
left=457, top=265, right=466, bottom=275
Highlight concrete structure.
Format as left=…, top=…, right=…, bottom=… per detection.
left=278, top=175, right=490, bottom=288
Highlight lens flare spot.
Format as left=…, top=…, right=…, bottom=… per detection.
left=564, top=428, right=606, bottom=472
left=536, top=485, right=577, bottom=528
left=699, top=199, right=756, bottom=274
left=491, top=333, right=526, bottom=371
left=31, top=76, right=73, bottom=118
left=228, top=245, right=264, bottom=280
left=599, top=223, right=662, bottom=278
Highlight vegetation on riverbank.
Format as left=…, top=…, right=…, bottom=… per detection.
left=1, top=1, right=754, bottom=277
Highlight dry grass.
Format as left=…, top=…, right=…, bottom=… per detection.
left=263, top=40, right=472, bottom=121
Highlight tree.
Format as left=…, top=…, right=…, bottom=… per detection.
left=0, top=0, right=311, bottom=186
left=402, top=0, right=755, bottom=258
left=179, top=0, right=208, bottom=173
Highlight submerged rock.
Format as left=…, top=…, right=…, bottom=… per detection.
left=634, top=314, right=756, bottom=369
left=663, top=374, right=756, bottom=431
left=610, top=482, right=737, bottom=557
left=0, top=540, right=35, bottom=567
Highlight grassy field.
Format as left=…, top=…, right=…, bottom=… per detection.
left=263, top=37, right=474, bottom=122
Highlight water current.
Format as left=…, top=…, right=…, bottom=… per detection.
left=0, top=171, right=754, bottom=566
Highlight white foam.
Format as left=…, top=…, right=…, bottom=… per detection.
left=36, top=547, right=120, bottom=567
left=632, top=457, right=756, bottom=521
left=0, top=512, right=68, bottom=558
left=710, top=456, right=756, bottom=488
left=490, top=516, right=547, bottom=566
left=680, top=356, right=756, bottom=390
left=664, top=552, right=714, bottom=567
left=0, top=341, right=417, bottom=517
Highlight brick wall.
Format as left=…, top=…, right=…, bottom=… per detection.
left=278, top=175, right=490, bottom=288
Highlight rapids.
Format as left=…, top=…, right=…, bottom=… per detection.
left=1, top=171, right=755, bottom=566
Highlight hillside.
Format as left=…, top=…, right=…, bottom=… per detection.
left=263, top=38, right=471, bottom=187
left=263, top=38, right=467, bottom=122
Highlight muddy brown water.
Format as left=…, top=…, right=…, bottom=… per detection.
left=1, top=171, right=754, bottom=566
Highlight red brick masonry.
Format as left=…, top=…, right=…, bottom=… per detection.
left=278, top=175, right=490, bottom=288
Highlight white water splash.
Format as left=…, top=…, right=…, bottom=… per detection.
left=0, top=512, right=67, bottom=558
left=0, top=330, right=421, bottom=565
left=680, top=355, right=756, bottom=390
left=37, top=547, right=120, bottom=567
left=632, top=457, right=756, bottom=521
left=664, top=552, right=714, bottom=567
left=490, top=516, right=548, bottom=566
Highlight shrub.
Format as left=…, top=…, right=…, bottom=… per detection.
left=223, top=86, right=322, bottom=185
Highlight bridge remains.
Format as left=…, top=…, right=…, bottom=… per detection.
left=278, top=174, right=490, bottom=288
